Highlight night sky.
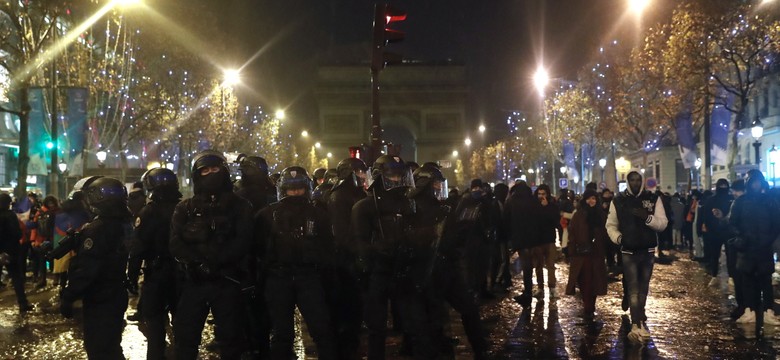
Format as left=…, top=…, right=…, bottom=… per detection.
left=161, top=0, right=672, bottom=132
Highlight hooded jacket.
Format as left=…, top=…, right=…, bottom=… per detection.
left=606, top=171, right=668, bottom=252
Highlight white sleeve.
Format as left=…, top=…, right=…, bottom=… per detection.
left=606, top=201, right=622, bottom=245
left=646, top=197, right=669, bottom=232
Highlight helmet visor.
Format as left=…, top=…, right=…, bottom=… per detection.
left=379, top=167, right=415, bottom=191
left=433, top=179, right=449, bottom=201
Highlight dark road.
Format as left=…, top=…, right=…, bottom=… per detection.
left=1, top=249, right=778, bottom=359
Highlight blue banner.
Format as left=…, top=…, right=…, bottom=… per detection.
left=711, top=91, right=733, bottom=166
left=563, top=140, right=575, bottom=170
left=27, top=88, right=48, bottom=175
left=675, top=106, right=697, bottom=169
left=62, top=88, right=88, bottom=176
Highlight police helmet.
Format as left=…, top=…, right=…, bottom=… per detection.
left=422, top=161, right=441, bottom=170
left=368, top=155, right=414, bottom=191
left=69, top=176, right=103, bottom=202
left=277, top=166, right=312, bottom=200
left=85, top=177, right=129, bottom=216
left=191, top=150, right=229, bottom=178
left=411, top=165, right=448, bottom=200
left=335, top=157, right=368, bottom=189
left=312, top=182, right=334, bottom=203
left=324, top=168, right=339, bottom=185
left=142, top=168, right=179, bottom=192
left=236, top=154, right=269, bottom=177
left=312, top=168, right=327, bottom=183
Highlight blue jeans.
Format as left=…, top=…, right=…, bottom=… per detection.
left=622, top=250, right=654, bottom=324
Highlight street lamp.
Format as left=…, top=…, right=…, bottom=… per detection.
left=275, top=110, right=286, bottom=120
left=58, top=162, right=67, bottom=173
left=452, top=150, right=459, bottom=157
left=301, top=130, right=309, bottom=137
left=478, top=125, right=486, bottom=133
left=770, top=144, right=778, bottom=186
left=628, top=0, right=650, bottom=15
left=533, top=66, right=550, bottom=98
left=315, top=142, right=321, bottom=149
left=599, top=158, right=607, bottom=182
left=752, top=117, right=764, bottom=168
left=694, top=157, right=702, bottom=189
left=222, top=68, right=241, bottom=87
left=96, top=148, right=107, bottom=167
left=465, top=137, right=472, bottom=146
left=560, top=166, right=567, bottom=176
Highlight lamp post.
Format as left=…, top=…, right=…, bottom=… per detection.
left=770, top=144, right=778, bottom=187
left=599, top=158, right=607, bottom=182
left=96, top=148, right=107, bottom=168
left=752, top=117, right=764, bottom=169
left=58, top=161, right=67, bottom=196
left=534, top=66, right=554, bottom=191
left=694, top=158, right=702, bottom=189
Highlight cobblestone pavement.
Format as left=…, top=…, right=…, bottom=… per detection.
left=1, top=249, right=778, bottom=359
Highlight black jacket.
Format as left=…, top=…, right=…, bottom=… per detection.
left=504, top=191, right=542, bottom=250
left=0, top=209, right=21, bottom=257
left=352, top=187, right=415, bottom=271
left=729, top=191, right=777, bottom=274
left=62, top=215, right=131, bottom=302
left=698, top=189, right=733, bottom=241
left=131, top=199, right=178, bottom=271
left=328, top=182, right=366, bottom=254
left=169, top=192, right=253, bottom=272
left=256, top=196, right=334, bottom=267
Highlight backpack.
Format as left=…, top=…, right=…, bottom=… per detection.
left=37, top=210, right=55, bottom=238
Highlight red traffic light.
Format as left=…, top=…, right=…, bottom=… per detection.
left=349, top=146, right=361, bottom=159
left=385, top=7, right=407, bottom=24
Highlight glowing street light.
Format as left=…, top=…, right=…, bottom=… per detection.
left=301, top=130, right=309, bottom=137
left=58, top=162, right=67, bottom=173
left=599, top=158, right=607, bottom=169
left=315, top=142, right=321, bottom=148
left=223, top=69, right=241, bottom=86
left=465, top=137, right=472, bottom=146
left=452, top=150, right=459, bottom=157
left=96, top=149, right=107, bottom=164
left=478, top=124, right=486, bottom=133
left=533, top=66, right=549, bottom=97
left=275, top=110, right=286, bottom=120
left=628, top=0, right=650, bottom=15
left=327, top=152, right=333, bottom=158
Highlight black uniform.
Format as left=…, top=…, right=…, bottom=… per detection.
left=234, top=178, right=277, bottom=212
left=169, top=191, right=253, bottom=359
left=353, top=187, right=437, bottom=359
left=0, top=201, right=30, bottom=313
left=131, top=196, right=179, bottom=360
left=61, top=215, right=132, bottom=359
left=411, top=191, right=488, bottom=357
left=326, top=179, right=366, bottom=359
left=257, top=195, right=337, bottom=359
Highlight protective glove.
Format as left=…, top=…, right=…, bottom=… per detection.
left=60, top=300, right=74, bottom=319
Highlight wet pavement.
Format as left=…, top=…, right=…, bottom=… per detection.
left=1, top=249, right=779, bottom=359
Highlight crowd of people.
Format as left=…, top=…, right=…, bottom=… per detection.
left=0, top=149, right=778, bottom=359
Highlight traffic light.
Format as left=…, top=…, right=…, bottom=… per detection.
left=371, top=4, right=406, bottom=71
left=349, top=146, right=362, bottom=159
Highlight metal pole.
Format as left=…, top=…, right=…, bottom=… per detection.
left=754, top=141, right=762, bottom=170
left=49, top=29, right=59, bottom=198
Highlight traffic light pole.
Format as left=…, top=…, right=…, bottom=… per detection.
left=370, top=67, right=382, bottom=165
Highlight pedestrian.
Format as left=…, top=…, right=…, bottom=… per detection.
left=699, top=179, right=733, bottom=288
left=60, top=177, right=132, bottom=359
left=256, top=166, right=337, bottom=359
left=601, top=189, right=621, bottom=273
left=352, top=154, right=437, bottom=359
left=0, top=193, right=33, bottom=314
left=132, top=168, right=182, bottom=360
left=408, top=165, right=488, bottom=359
left=169, top=150, right=253, bottom=359
left=326, top=157, right=368, bottom=360
left=505, top=181, right=540, bottom=307
left=670, top=193, right=685, bottom=249
left=52, top=189, right=92, bottom=288
left=684, top=190, right=701, bottom=255
left=489, top=183, right=512, bottom=291
left=28, top=195, right=60, bottom=289
left=530, top=184, right=561, bottom=299
left=729, top=171, right=780, bottom=335
left=565, top=189, right=608, bottom=320
left=606, top=170, right=668, bottom=342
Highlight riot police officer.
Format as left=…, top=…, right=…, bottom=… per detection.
left=256, top=166, right=337, bottom=359
left=234, top=153, right=277, bottom=211
left=326, top=157, right=368, bottom=359
left=233, top=153, right=275, bottom=358
left=408, top=166, right=488, bottom=359
left=312, top=167, right=327, bottom=186
left=352, top=155, right=437, bottom=359
left=60, top=177, right=132, bottom=359
left=170, top=150, right=253, bottom=359
left=132, top=168, right=182, bottom=360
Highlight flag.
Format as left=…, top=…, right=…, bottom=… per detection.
left=62, top=88, right=88, bottom=176
left=711, top=92, right=733, bottom=166
left=27, top=88, right=48, bottom=175
left=675, top=106, right=697, bottom=169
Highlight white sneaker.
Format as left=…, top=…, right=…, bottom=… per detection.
left=708, top=277, right=719, bottom=288
left=764, top=310, right=780, bottom=325
left=737, top=309, right=756, bottom=324
left=639, top=321, right=651, bottom=339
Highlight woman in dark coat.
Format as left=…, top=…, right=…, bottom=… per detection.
left=565, top=190, right=609, bottom=319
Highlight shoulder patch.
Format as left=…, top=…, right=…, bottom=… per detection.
left=134, top=217, right=141, bottom=228
left=83, top=238, right=94, bottom=251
